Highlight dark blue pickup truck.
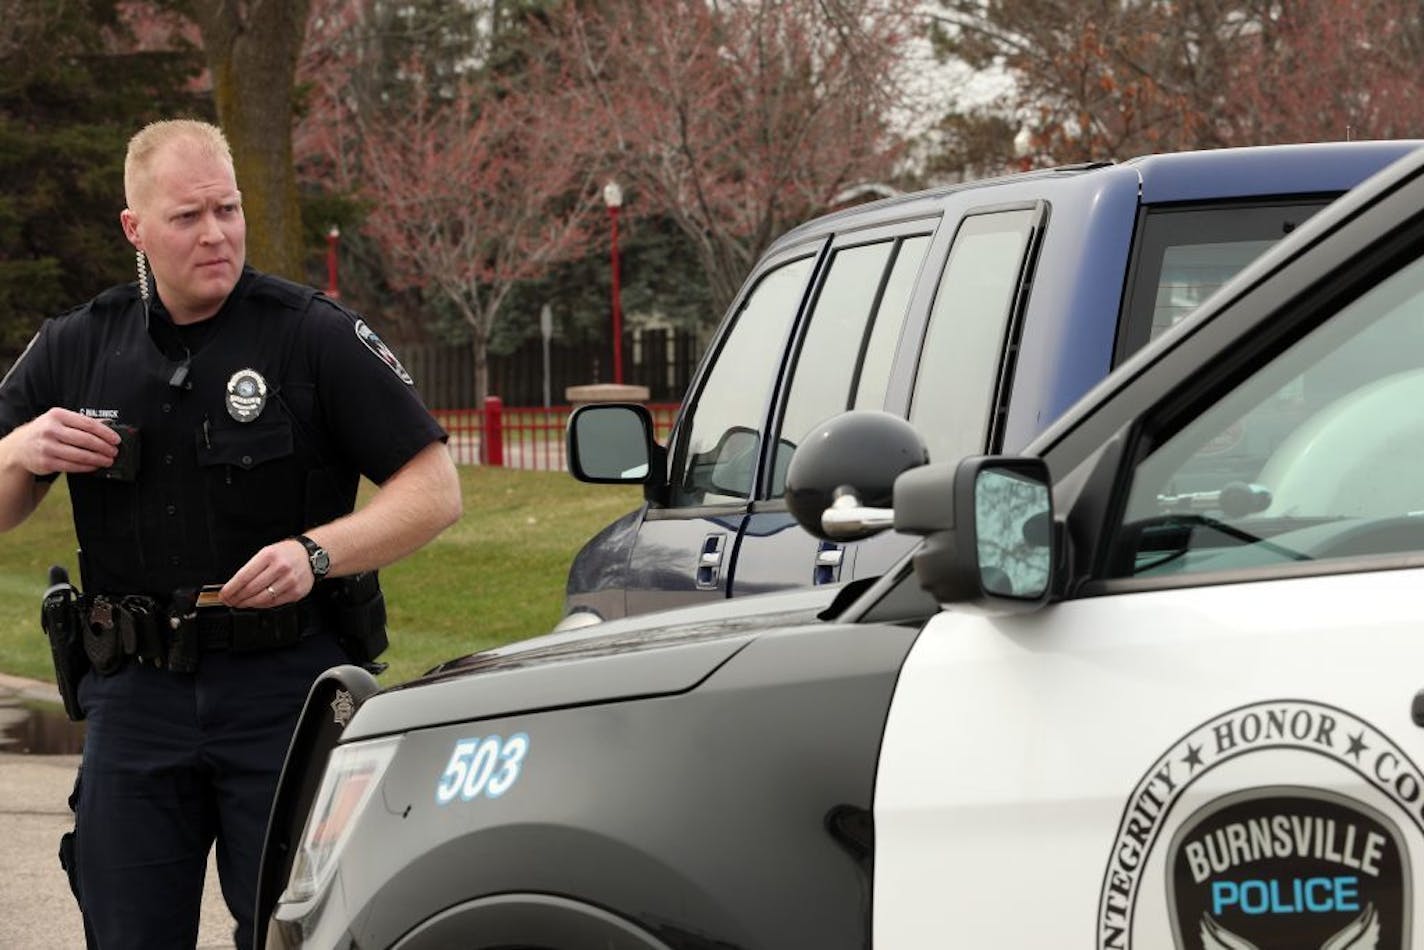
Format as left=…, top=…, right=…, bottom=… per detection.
left=563, top=140, right=1422, bottom=624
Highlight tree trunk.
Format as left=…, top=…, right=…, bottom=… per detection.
left=190, top=0, right=310, bottom=280
left=472, top=331, right=489, bottom=408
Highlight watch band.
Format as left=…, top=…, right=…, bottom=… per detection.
left=295, top=534, right=331, bottom=578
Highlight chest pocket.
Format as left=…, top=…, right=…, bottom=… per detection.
left=198, top=415, right=304, bottom=539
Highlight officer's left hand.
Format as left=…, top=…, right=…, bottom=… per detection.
left=220, top=539, right=315, bottom=609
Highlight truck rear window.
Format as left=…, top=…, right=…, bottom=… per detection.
left=1117, top=199, right=1334, bottom=362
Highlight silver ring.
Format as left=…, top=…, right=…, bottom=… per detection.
left=267, top=585, right=277, bottom=597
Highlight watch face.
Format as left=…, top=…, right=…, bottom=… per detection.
left=311, top=549, right=331, bottom=575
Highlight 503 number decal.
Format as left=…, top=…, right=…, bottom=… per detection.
left=435, top=733, right=530, bottom=805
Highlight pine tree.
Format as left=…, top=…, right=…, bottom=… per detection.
left=0, top=0, right=204, bottom=365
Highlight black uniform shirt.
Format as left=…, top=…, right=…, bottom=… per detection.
left=0, top=268, right=447, bottom=596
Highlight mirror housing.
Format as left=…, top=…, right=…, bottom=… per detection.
left=901, top=456, right=1055, bottom=610
left=567, top=403, right=658, bottom=484
left=784, top=411, right=929, bottom=542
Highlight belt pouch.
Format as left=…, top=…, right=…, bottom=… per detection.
left=166, top=588, right=200, bottom=673
left=82, top=597, right=123, bottom=676
left=327, top=572, right=388, bottom=665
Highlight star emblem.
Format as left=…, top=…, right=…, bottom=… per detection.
left=330, top=689, right=356, bottom=726
left=1181, top=743, right=1204, bottom=772
left=1345, top=731, right=1369, bottom=761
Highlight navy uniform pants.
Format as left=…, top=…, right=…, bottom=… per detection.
left=72, top=632, right=348, bottom=949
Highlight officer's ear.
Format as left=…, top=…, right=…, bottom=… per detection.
left=120, top=208, right=142, bottom=248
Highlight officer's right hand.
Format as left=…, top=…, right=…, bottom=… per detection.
left=8, top=408, right=120, bottom=475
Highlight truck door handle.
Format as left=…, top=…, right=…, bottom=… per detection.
left=695, top=534, right=726, bottom=589
left=814, top=542, right=843, bottom=585
left=1411, top=690, right=1424, bottom=727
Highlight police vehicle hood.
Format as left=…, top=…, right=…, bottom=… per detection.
left=341, top=584, right=844, bottom=742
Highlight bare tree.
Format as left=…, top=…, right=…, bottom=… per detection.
left=356, top=61, right=601, bottom=403
left=546, top=0, right=920, bottom=315
left=1223, top=0, right=1424, bottom=144
left=930, top=0, right=1424, bottom=166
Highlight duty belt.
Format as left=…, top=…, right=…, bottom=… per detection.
left=81, top=591, right=323, bottom=675
left=192, top=604, right=322, bottom=653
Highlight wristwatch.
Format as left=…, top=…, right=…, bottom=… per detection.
left=295, top=534, right=331, bottom=579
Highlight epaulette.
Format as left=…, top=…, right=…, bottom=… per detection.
left=59, top=283, right=139, bottom=322
left=247, top=272, right=320, bottom=312
left=311, top=290, right=364, bottom=325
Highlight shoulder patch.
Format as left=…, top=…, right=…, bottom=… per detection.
left=354, top=319, right=415, bottom=385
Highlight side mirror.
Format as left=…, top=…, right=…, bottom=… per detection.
left=567, top=403, right=657, bottom=483
left=899, top=456, right=1055, bottom=609
left=783, top=411, right=929, bottom=541
left=701, top=425, right=762, bottom=497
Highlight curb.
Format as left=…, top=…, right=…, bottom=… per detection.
left=0, top=672, right=63, bottom=707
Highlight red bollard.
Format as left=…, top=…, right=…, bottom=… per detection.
left=481, top=396, right=504, bottom=467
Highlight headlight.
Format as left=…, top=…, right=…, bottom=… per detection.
left=282, top=736, right=400, bottom=904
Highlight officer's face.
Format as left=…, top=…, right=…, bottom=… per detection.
left=121, top=138, right=246, bottom=324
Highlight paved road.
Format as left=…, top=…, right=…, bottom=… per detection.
left=0, top=673, right=237, bottom=949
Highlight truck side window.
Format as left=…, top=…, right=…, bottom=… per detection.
left=1112, top=248, right=1424, bottom=578
left=670, top=255, right=814, bottom=507
left=909, top=209, right=1035, bottom=466
left=854, top=235, right=932, bottom=412
left=769, top=234, right=931, bottom=497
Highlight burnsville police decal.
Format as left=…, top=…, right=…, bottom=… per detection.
left=1098, top=699, right=1420, bottom=949
left=355, top=319, right=414, bottom=385
left=1169, top=789, right=1405, bottom=947
left=225, top=369, right=268, bottom=422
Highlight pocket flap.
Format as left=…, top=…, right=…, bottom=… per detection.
left=198, top=418, right=294, bottom=470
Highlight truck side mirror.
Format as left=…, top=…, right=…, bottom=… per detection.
left=568, top=403, right=657, bottom=483
left=783, top=411, right=929, bottom=542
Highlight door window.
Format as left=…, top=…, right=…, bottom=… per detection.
left=768, top=235, right=931, bottom=497
left=908, top=208, right=1037, bottom=466
left=1110, top=250, right=1424, bottom=578
left=671, top=255, right=814, bottom=507
left=854, top=235, right=932, bottom=412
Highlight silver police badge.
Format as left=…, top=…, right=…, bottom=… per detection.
left=225, top=369, right=268, bottom=423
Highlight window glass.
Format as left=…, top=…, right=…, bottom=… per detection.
left=855, top=235, right=932, bottom=412
left=1111, top=251, right=1424, bottom=578
left=777, top=241, right=894, bottom=445
left=908, top=209, right=1035, bottom=466
left=671, top=255, right=813, bottom=506
left=766, top=235, right=931, bottom=497
left=1120, top=201, right=1331, bottom=358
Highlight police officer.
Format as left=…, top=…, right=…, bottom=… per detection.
left=0, top=120, right=462, bottom=948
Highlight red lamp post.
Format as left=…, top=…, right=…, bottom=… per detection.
left=602, top=181, right=624, bottom=385
left=325, top=225, right=341, bottom=299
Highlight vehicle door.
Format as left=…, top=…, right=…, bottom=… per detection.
left=623, top=245, right=818, bottom=616
left=849, top=203, right=1047, bottom=583
left=874, top=169, right=1424, bottom=946
left=731, top=222, right=936, bottom=598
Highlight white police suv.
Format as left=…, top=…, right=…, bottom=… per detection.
left=257, top=143, right=1424, bottom=949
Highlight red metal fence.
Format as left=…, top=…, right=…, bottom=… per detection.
left=436, top=399, right=680, bottom=471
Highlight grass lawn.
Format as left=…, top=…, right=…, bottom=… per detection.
left=0, top=467, right=643, bottom=687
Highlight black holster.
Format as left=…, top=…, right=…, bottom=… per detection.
left=40, top=566, right=88, bottom=722
left=322, top=571, right=388, bottom=673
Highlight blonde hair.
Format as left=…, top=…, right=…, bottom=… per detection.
left=124, top=119, right=235, bottom=209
